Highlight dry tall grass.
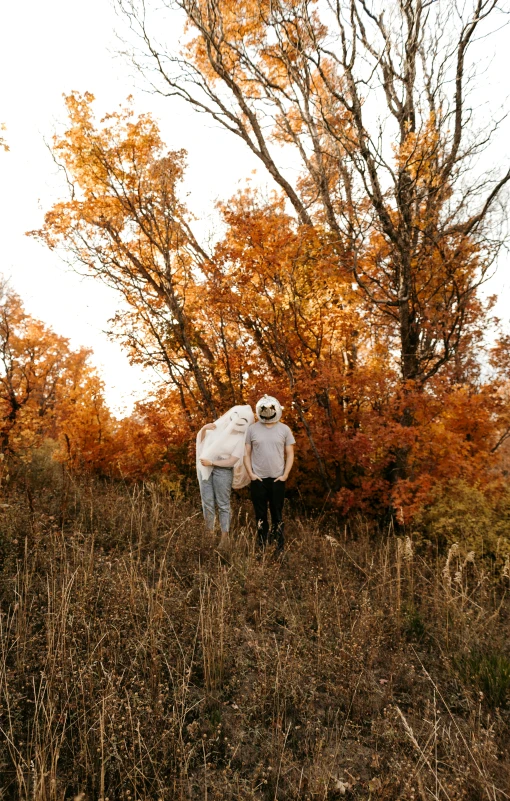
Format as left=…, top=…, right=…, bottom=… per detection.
left=0, top=471, right=509, bottom=800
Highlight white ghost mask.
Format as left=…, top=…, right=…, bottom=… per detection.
left=256, top=395, right=283, bottom=424
left=196, top=404, right=255, bottom=488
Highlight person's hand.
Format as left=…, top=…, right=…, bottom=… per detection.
left=204, top=423, right=216, bottom=431
left=250, top=474, right=262, bottom=481
left=274, top=475, right=287, bottom=482
left=200, top=458, right=213, bottom=467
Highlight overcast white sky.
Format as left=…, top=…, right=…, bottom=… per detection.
left=0, top=0, right=259, bottom=414
left=0, top=0, right=509, bottom=415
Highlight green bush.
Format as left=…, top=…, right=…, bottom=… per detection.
left=411, top=479, right=510, bottom=560
left=402, top=602, right=426, bottom=641
left=457, top=649, right=510, bottom=708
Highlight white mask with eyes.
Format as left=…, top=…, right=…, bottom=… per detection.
left=196, top=404, right=255, bottom=487
left=232, top=413, right=250, bottom=434
left=256, top=394, right=283, bottom=424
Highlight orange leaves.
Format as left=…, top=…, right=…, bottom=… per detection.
left=106, top=389, right=192, bottom=481
left=393, top=114, right=442, bottom=188
left=33, top=94, right=224, bottom=417
left=55, top=92, right=168, bottom=199
left=45, top=93, right=188, bottom=265
left=0, top=285, right=112, bottom=468
left=208, top=191, right=395, bottom=494
left=185, top=0, right=281, bottom=87
left=0, top=121, right=8, bottom=152
left=29, top=89, right=510, bottom=524
left=386, top=379, right=508, bottom=516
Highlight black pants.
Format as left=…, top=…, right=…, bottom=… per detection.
left=250, top=477, right=286, bottom=550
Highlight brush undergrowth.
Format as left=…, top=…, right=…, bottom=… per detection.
left=0, top=469, right=509, bottom=800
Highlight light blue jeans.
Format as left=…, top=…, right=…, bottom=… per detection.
left=198, top=467, right=234, bottom=534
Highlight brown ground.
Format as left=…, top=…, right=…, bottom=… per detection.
left=0, top=469, right=509, bottom=800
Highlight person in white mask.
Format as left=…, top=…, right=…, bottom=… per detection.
left=244, top=395, right=295, bottom=551
left=196, top=405, right=254, bottom=549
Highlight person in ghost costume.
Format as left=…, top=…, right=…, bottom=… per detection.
left=196, top=405, right=254, bottom=548
left=244, top=395, right=295, bottom=551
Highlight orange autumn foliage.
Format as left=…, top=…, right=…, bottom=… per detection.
left=0, top=284, right=113, bottom=470
left=31, top=94, right=510, bottom=523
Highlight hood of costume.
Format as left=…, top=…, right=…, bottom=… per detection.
left=255, top=394, right=283, bottom=424
left=196, top=404, right=254, bottom=488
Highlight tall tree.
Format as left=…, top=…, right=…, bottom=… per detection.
left=119, top=0, right=508, bottom=388
left=0, top=282, right=109, bottom=462
left=211, top=191, right=383, bottom=490
left=34, top=93, right=241, bottom=419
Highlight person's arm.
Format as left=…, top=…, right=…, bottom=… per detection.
left=199, top=422, right=216, bottom=443
left=200, top=455, right=238, bottom=467
left=274, top=444, right=295, bottom=482
left=244, top=442, right=262, bottom=481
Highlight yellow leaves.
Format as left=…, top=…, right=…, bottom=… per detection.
left=184, top=0, right=272, bottom=91
left=27, top=81, right=506, bottom=516
left=393, top=114, right=442, bottom=188
left=0, top=287, right=111, bottom=464
left=184, top=0, right=327, bottom=99
left=33, top=93, right=194, bottom=313
left=210, top=191, right=361, bottom=389
left=272, top=108, right=305, bottom=145
left=53, top=92, right=167, bottom=201
left=0, top=122, right=9, bottom=152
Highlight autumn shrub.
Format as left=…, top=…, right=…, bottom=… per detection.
left=410, top=478, right=510, bottom=559
left=20, top=439, right=64, bottom=486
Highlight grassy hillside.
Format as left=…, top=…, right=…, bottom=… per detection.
left=0, top=467, right=509, bottom=800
